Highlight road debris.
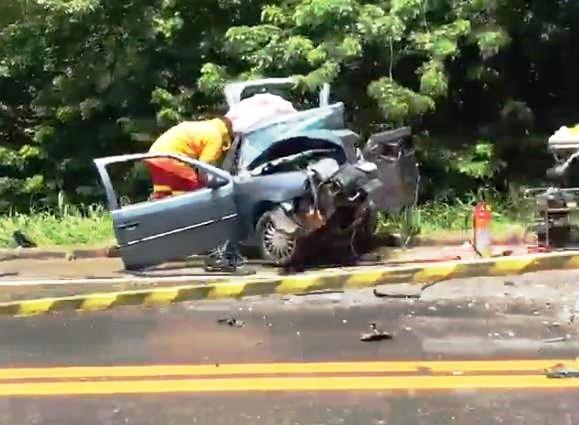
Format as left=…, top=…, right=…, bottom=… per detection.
left=13, top=231, right=36, bottom=248
left=360, top=323, right=393, bottom=342
left=217, top=317, right=246, bottom=328
left=546, top=368, right=579, bottom=379
left=373, top=288, right=421, bottom=299
left=504, top=281, right=516, bottom=287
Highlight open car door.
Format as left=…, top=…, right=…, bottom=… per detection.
left=94, top=154, right=239, bottom=270
left=363, top=127, right=420, bottom=212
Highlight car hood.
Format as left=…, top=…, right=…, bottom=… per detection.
left=237, top=103, right=346, bottom=170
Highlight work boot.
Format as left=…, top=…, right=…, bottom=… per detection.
left=204, top=241, right=247, bottom=273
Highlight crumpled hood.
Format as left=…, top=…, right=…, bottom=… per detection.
left=237, top=103, right=346, bottom=170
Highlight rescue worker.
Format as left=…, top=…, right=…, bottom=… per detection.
left=145, top=117, right=245, bottom=272
left=146, top=117, right=233, bottom=199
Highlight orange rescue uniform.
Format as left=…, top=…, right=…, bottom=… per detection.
left=146, top=119, right=232, bottom=199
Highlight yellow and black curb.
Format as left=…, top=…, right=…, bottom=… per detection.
left=2, top=251, right=579, bottom=317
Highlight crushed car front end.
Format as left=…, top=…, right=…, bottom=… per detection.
left=227, top=104, right=385, bottom=265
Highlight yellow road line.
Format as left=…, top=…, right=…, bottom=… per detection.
left=0, top=359, right=575, bottom=380
left=0, top=375, right=578, bottom=396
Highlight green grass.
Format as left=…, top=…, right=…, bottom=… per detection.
left=378, top=196, right=533, bottom=240
left=0, top=195, right=534, bottom=249
left=0, top=204, right=115, bottom=249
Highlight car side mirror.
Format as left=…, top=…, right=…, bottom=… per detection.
left=205, top=174, right=229, bottom=189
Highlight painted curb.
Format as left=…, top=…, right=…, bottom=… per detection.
left=0, top=233, right=529, bottom=261
left=1, top=251, right=578, bottom=317
left=0, top=247, right=119, bottom=261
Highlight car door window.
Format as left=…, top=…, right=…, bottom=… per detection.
left=105, top=156, right=206, bottom=209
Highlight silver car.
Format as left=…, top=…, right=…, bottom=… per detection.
left=94, top=79, right=419, bottom=270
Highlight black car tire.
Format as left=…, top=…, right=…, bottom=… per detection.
left=256, top=211, right=306, bottom=266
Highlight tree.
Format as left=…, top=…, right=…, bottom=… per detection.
left=1, top=0, right=579, bottom=211
left=200, top=0, right=510, bottom=130
left=0, top=0, right=269, bottom=211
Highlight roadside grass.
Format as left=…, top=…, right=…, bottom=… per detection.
left=0, top=204, right=114, bottom=249
left=378, top=196, right=534, bottom=241
left=0, top=196, right=535, bottom=249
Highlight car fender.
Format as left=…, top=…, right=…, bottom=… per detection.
left=234, top=171, right=309, bottom=241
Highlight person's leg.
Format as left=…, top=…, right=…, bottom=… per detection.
left=146, top=158, right=202, bottom=198
left=145, top=160, right=173, bottom=199
left=205, top=240, right=247, bottom=272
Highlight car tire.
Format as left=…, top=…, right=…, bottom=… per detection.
left=256, top=211, right=306, bottom=266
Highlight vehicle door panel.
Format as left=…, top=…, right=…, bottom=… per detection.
left=363, top=127, right=420, bottom=212
left=94, top=154, right=239, bottom=270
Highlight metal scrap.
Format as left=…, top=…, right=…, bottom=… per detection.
left=546, top=368, right=579, bottom=379
left=360, top=323, right=393, bottom=342
left=269, top=207, right=302, bottom=236
left=217, top=317, right=246, bottom=328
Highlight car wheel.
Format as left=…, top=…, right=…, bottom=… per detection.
left=256, top=211, right=305, bottom=266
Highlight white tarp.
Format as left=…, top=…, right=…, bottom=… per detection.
left=549, top=125, right=579, bottom=145
left=226, top=93, right=297, bottom=134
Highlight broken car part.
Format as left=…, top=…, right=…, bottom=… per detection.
left=217, top=317, right=246, bottom=328
left=546, top=367, right=579, bottom=379
left=360, top=323, right=394, bottom=342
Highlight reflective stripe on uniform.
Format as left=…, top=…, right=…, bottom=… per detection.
left=153, top=185, right=172, bottom=193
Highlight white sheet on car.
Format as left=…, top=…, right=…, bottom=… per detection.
left=226, top=93, right=297, bottom=134
left=549, top=125, right=579, bottom=148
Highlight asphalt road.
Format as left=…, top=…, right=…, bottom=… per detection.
left=1, top=270, right=579, bottom=424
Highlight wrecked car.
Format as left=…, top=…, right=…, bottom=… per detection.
left=94, top=78, right=420, bottom=270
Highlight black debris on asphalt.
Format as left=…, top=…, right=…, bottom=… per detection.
left=360, top=323, right=394, bottom=342
left=217, top=318, right=246, bottom=328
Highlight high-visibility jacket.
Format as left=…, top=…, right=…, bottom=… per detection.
left=147, top=118, right=232, bottom=197
left=149, top=118, right=232, bottom=165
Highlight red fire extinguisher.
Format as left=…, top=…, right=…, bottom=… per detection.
left=473, top=202, right=493, bottom=257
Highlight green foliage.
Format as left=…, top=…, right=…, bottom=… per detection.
left=0, top=0, right=269, bottom=212
left=368, top=78, right=435, bottom=125
left=475, top=29, right=511, bottom=59
left=378, top=195, right=529, bottom=237
left=206, top=0, right=512, bottom=127
left=451, top=141, right=506, bottom=180
left=0, top=204, right=114, bottom=248
left=0, top=0, right=579, bottom=213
